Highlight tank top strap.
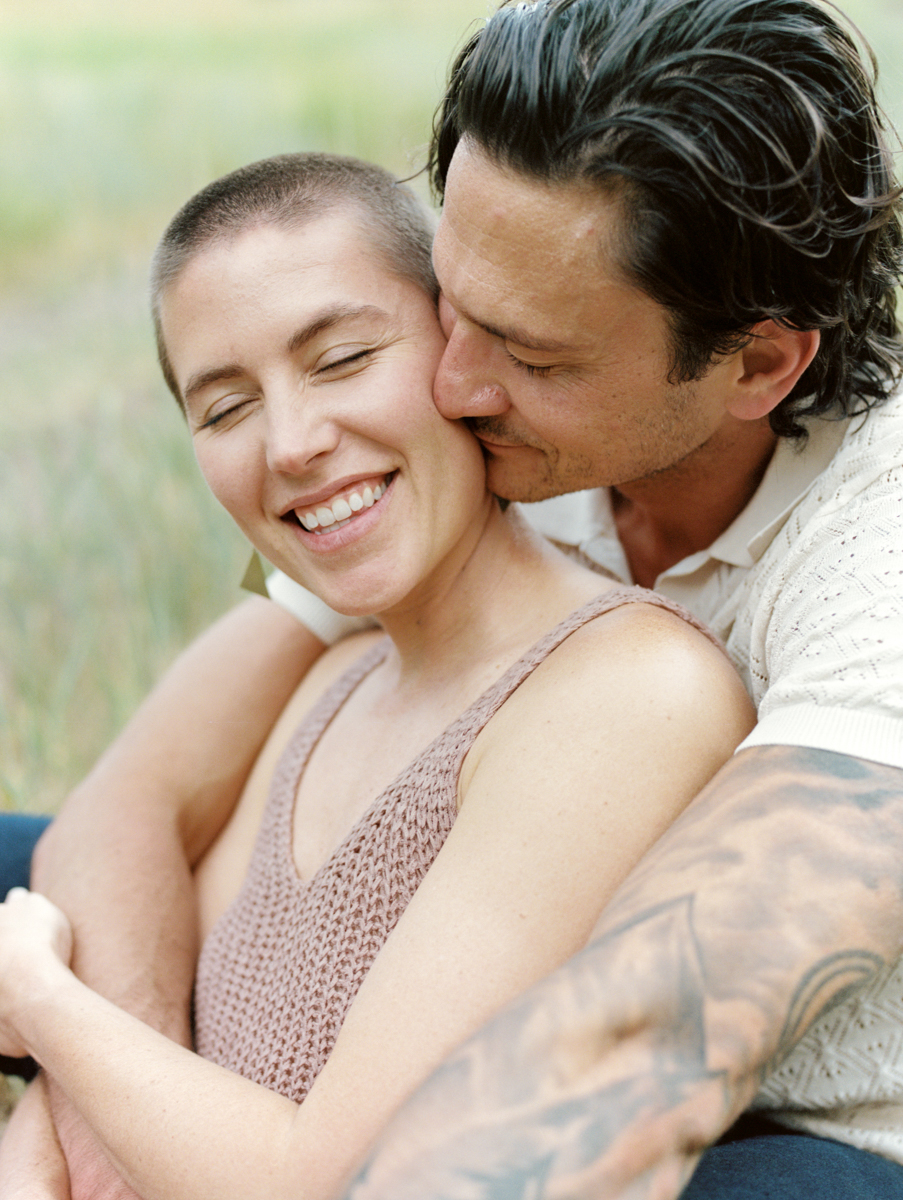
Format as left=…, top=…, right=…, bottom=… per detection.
left=437, top=583, right=724, bottom=748
left=249, top=637, right=392, bottom=887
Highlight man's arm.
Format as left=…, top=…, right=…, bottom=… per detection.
left=25, top=595, right=325, bottom=1198
left=345, top=745, right=903, bottom=1200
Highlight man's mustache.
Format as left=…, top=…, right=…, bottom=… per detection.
left=466, top=417, right=531, bottom=448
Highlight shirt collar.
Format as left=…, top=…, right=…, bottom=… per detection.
left=517, top=413, right=850, bottom=583
left=699, top=414, right=849, bottom=571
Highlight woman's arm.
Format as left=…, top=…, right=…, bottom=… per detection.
left=0, top=1078, right=69, bottom=1200
left=0, top=605, right=753, bottom=1200
left=293, top=604, right=753, bottom=1180
left=27, top=596, right=327, bottom=1199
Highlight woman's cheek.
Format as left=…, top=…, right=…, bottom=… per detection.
left=194, top=438, right=255, bottom=527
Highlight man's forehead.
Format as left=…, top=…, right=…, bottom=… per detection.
left=441, top=141, right=616, bottom=250
left=434, top=144, right=632, bottom=352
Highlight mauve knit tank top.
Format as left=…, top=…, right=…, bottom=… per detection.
left=193, top=585, right=722, bottom=1102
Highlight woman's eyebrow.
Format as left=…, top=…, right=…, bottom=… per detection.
left=183, top=363, right=245, bottom=405
left=183, top=303, right=390, bottom=404
left=285, top=303, right=387, bottom=355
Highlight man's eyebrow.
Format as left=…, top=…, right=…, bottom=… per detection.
left=460, top=309, right=572, bottom=355
left=182, top=303, right=388, bottom=404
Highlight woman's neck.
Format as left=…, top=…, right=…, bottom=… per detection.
left=374, top=501, right=610, bottom=694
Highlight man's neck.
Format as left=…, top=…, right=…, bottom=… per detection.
left=612, top=417, right=778, bottom=588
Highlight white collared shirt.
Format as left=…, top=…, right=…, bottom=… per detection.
left=265, top=390, right=903, bottom=770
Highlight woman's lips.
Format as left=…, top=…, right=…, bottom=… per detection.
left=296, top=475, right=391, bottom=534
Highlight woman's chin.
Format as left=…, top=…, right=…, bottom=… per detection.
left=273, top=568, right=400, bottom=622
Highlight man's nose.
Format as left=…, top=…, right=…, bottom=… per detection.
left=433, top=315, right=510, bottom=421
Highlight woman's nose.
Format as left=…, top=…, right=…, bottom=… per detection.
left=264, top=393, right=341, bottom=476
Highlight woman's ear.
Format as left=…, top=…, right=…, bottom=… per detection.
left=725, top=321, right=821, bottom=422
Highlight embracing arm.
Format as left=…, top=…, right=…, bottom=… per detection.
left=22, top=596, right=325, bottom=1197
left=33, top=596, right=321, bottom=1025
left=344, top=745, right=903, bottom=1200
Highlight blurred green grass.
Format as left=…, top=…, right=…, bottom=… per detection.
left=0, top=0, right=483, bottom=813
left=2, top=0, right=902, bottom=814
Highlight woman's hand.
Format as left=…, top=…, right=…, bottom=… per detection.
left=0, top=889, right=73, bottom=1058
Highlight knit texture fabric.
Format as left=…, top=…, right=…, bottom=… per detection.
left=194, top=585, right=718, bottom=1102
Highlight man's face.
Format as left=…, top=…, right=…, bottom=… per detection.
left=432, top=141, right=742, bottom=502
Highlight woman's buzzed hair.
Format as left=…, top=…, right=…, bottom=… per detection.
left=151, top=152, right=438, bottom=404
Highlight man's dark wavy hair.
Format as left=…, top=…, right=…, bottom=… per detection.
left=430, top=0, right=903, bottom=438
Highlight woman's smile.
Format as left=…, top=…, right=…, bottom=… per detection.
left=292, top=474, right=393, bottom=534
left=286, top=473, right=396, bottom=553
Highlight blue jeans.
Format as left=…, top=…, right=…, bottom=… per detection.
left=0, top=813, right=52, bottom=1079
left=0, top=812, right=51, bottom=894
left=682, top=1114, right=903, bottom=1198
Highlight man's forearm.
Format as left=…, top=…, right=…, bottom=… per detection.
left=346, top=746, right=903, bottom=1200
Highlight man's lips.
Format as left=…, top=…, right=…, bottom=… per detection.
left=473, top=434, right=527, bottom=451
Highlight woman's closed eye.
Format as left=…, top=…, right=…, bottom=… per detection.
left=315, top=345, right=377, bottom=378
left=200, top=393, right=258, bottom=430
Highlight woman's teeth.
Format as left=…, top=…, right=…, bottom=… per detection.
left=298, top=480, right=388, bottom=534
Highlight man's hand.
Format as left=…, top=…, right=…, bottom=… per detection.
left=345, top=746, right=903, bottom=1200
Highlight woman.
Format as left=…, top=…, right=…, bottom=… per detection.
left=0, top=153, right=753, bottom=1200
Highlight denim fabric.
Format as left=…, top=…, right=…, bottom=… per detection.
left=0, top=813, right=52, bottom=1080
left=0, top=813, right=51, bottom=894
left=683, top=1115, right=903, bottom=1198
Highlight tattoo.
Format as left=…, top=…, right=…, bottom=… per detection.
left=348, top=898, right=729, bottom=1199
left=773, top=950, right=884, bottom=1059
left=347, top=747, right=903, bottom=1200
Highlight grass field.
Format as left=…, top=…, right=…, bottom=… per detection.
left=0, top=0, right=484, bottom=813
left=2, top=0, right=903, bottom=815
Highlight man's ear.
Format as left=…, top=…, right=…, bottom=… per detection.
left=725, top=321, right=821, bottom=421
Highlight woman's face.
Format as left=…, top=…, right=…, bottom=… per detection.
left=159, top=212, right=489, bottom=617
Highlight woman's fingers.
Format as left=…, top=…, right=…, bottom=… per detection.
left=1, top=888, right=73, bottom=967
left=0, top=889, right=74, bottom=1056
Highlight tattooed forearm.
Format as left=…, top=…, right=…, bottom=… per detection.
left=350, top=907, right=730, bottom=1200
left=346, top=747, right=903, bottom=1200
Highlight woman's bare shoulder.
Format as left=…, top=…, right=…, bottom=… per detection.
left=535, top=595, right=742, bottom=702
left=462, top=595, right=755, bottom=802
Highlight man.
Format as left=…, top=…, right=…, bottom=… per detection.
left=3, top=0, right=902, bottom=1196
